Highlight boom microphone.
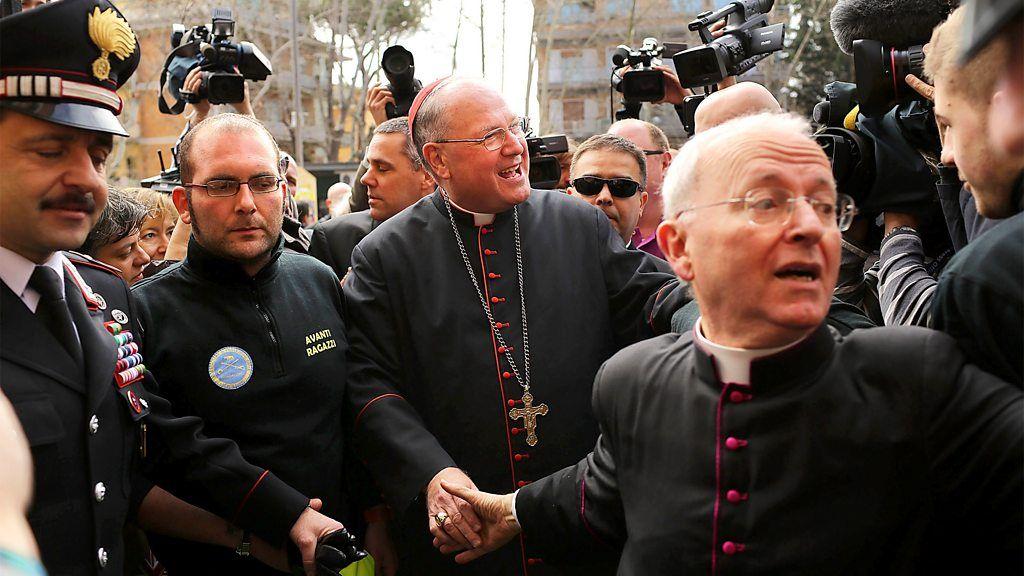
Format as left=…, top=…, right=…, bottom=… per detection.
left=830, top=0, right=959, bottom=54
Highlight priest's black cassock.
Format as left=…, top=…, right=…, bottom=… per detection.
left=514, top=324, right=1023, bottom=575
left=343, top=188, right=686, bottom=575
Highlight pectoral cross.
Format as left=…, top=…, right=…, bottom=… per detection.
left=509, top=391, right=549, bottom=447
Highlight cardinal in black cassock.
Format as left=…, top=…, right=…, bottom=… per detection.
left=342, top=78, right=686, bottom=575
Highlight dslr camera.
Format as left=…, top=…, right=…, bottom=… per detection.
left=158, top=8, right=272, bottom=114
left=673, top=0, right=785, bottom=89
left=381, top=45, right=422, bottom=119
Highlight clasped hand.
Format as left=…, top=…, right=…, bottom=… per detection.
left=428, top=473, right=521, bottom=565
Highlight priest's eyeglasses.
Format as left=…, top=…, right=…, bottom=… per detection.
left=675, top=189, right=857, bottom=232
left=185, top=176, right=283, bottom=198
left=434, top=117, right=530, bottom=151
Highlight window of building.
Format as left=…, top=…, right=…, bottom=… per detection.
left=563, top=100, right=585, bottom=122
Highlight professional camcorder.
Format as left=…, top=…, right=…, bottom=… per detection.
left=812, top=82, right=875, bottom=203
left=673, top=0, right=785, bottom=89
left=158, top=8, right=272, bottom=114
left=381, top=45, right=422, bottom=119
left=609, top=37, right=686, bottom=121
left=527, top=134, right=570, bottom=190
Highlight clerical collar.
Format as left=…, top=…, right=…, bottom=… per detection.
left=693, top=318, right=796, bottom=385
left=447, top=196, right=495, bottom=226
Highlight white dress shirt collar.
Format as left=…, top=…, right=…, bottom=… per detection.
left=0, top=247, right=67, bottom=313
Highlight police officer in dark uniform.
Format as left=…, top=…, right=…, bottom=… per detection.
left=0, top=2, right=346, bottom=574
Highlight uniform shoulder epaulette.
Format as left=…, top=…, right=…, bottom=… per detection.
left=65, top=250, right=122, bottom=276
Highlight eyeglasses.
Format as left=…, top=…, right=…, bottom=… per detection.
left=434, top=117, right=529, bottom=152
left=185, top=176, right=283, bottom=198
left=571, top=176, right=643, bottom=198
left=676, top=188, right=857, bottom=231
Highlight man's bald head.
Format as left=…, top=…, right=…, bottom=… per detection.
left=663, top=112, right=825, bottom=219
left=693, top=82, right=782, bottom=134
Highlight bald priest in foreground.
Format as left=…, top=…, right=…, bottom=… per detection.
left=438, top=112, right=1023, bottom=575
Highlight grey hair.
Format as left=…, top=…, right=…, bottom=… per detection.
left=410, top=78, right=456, bottom=178
left=570, top=133, right=648, bottom=187
left=177, top=113, right=281, bottom=185
left=662, top=112, right=814, bottom=220
left=374, top=117, right=422, bottom=171
left=80, top=187, right=150, bottom=254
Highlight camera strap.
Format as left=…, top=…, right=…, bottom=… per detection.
left=157, top=46, right=193, bottom=115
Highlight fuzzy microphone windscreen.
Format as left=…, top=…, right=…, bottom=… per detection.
left=830, top=0, right=960, bottom=54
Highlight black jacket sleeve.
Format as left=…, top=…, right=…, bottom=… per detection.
left=595, top=209, right=690, bottom=341
left=343, top=243, right=458, bottom=513
left=515, top=364, right=626, bottom=559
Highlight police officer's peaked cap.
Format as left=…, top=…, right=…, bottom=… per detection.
left=0, top=0, right=140, bottom=136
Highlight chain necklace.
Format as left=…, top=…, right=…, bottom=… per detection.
left=440, top=189, right=549, bottom=446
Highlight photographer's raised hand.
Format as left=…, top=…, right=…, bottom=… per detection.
left=437, top=482, right=520, bottom=564
left=366, top=84, right=395, bottom=126
left=905, top=74, right=935, bottom=102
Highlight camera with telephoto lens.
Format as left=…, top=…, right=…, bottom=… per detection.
left=673, top=0, right=785, bottom=89
left=852, top=39, right=926, bottom=115
left=527, top=134, right=570, bottom=190
left=157, top=8, right=272, bottom=114
left=381, top=45, right=422, bottom=119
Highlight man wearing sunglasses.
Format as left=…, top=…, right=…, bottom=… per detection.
left=567, top=134, right=649, bottom=248
left=132, top=113, right=388, bottom=574
left=431, top=111, right=1022, bottom=575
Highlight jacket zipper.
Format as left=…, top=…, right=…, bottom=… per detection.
left=252, top=284, right=285, bottom=376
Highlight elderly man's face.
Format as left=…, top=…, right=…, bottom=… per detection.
left=426, top=84, right=530, bottom=213
left=661, top=131, right=840, bottom=347
left=569, top=149, right=647, bottom=243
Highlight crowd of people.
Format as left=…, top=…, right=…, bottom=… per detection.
left=0, top=0, right=1021, bottom=575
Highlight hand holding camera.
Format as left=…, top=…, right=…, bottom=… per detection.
left=366, top=84, right=395, bottom=126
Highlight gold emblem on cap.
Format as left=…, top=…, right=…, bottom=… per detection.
left=87, top=6, right=137, bottom=81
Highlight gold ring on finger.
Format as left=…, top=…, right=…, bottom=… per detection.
left=434, top=511, right=449, bottom=527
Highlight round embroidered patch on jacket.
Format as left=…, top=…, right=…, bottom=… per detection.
left=208, top=346, right=253, bottom=390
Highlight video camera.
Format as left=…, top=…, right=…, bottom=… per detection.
left=812, top=82, right=875, bottom=202
left=673, top=0, right=785, bottom=89
left=609, top=38, right=686, bottom=121
left=527, top=134, right=570, bottom=190
left=381, top=45, right=422, bottom=119
left=158, top=8, right=272, bottom=115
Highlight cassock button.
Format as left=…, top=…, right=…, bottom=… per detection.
left=491, top=296, right=506, bottom=303
left=726, top=490, right=747, bottom=504
left=488, top=272, right=501, bottom=279
left=517, top=480, right=530, bottom=488
left=527, top=558, right=544, bottom=565
left=484, top=249, right=498, bottom=255
left=503, top=371, right=512, bottom=379
left=94, top=482, right=106, bottom=502
left=722, top=541, right=744, bottom=555
left=511, top=427, right=521, bottom=434
left=97, top=547, right=108, bottom=568
left=725, top=437, right=747, bottom=451
left=514, top=453, right=529, bottom=461
left=729, top=390, right=752, bottom=403
left=508, top=400, right=517, bottom=408
left=89, top=415, right=100, bottom=435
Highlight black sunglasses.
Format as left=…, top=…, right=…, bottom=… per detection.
left=571, top=176, right=642, bottom=198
